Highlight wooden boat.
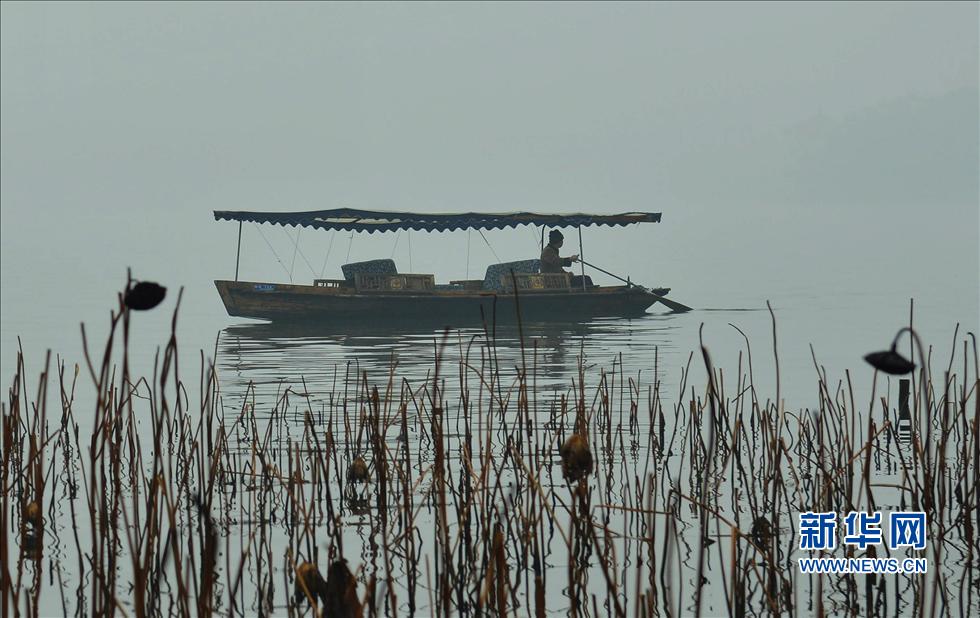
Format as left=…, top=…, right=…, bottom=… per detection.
left=213, top=208, right=686, bottom=324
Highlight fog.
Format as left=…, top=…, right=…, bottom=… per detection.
left=2, top=2, right=977, bottom=373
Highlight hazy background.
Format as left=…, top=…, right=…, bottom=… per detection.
left=2, top=1, right=978, bottom=388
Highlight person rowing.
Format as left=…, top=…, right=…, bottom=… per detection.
left=540, top=230, right=578, bottom=274
left=540, top=230, right=594, bottom=288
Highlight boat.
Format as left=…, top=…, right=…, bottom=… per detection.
left=213, top=208, right=688, bottom=324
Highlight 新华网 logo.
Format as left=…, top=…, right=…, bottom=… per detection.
left=798, top=511, right=926, bottom=551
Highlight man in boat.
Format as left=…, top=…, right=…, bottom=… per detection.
left=541, top=230, right=593, bottom=287
left=540, top=230, right=578, bottom=273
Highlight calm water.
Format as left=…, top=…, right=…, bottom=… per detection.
left=1, top=269, right=977, bottom=616
left=211, top=290, right=972, bottom=419
left=5, top=282, right=972, bottom=415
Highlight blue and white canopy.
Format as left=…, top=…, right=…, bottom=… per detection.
left=214, top=208, right=661, bottom=233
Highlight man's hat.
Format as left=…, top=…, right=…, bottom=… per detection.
left=549, top=230, right=564, bottom=243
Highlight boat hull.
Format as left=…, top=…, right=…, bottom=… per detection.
left=214, top=280, right=659, bottom=324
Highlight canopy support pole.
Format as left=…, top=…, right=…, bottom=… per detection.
left=540, top=226, right=545, bottom=251
left=234, top=221, right=242, bottom=282
left=577, top=225, right=586, bottom=291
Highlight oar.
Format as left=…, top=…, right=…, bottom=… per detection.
left=578, top=259, right=693, bottom=313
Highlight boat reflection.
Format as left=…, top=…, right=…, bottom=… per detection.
left=215, top=314, right=683, bottom=413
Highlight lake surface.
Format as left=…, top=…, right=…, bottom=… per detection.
left=5, top=279, right=973, bottom=416
left=216, top=286, right=975, bottom=434
left=2, top=273, right=976, bottom=616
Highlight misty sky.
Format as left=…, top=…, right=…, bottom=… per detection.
left=1, top=2, right=977, bottom=370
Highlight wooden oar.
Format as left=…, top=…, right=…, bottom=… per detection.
left=578, top=259, right=693, bottom=313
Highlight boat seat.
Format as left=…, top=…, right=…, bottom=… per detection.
left=482, top=259, right=540, bottom=291
left=341, top=259, right=398, bottom=282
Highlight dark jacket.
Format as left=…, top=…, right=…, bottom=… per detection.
left=540, top=244, right=572, bottom=273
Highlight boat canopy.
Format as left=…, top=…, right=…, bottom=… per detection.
left=213, top=208, right=661, bottom=233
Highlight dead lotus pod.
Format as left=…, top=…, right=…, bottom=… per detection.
left=559, top=434, right=593, bottom=482
left=347, top=456, right=370, bottom=484
left=751, top=516, right=773, bottom=552
left=23, top=502, right=43, bottom=529
left=324, top=559, right=363, bottom=618
left=125, top=281, right=167, bottom=311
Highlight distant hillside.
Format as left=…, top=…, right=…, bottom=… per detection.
left=672, top=86, right=978, bottom=209
left=777, top=86, right=978, bottom=206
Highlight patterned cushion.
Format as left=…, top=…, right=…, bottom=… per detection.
left=341, top=259, right=398, bottom=282
left=482, top=259, right=541, bottom=291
